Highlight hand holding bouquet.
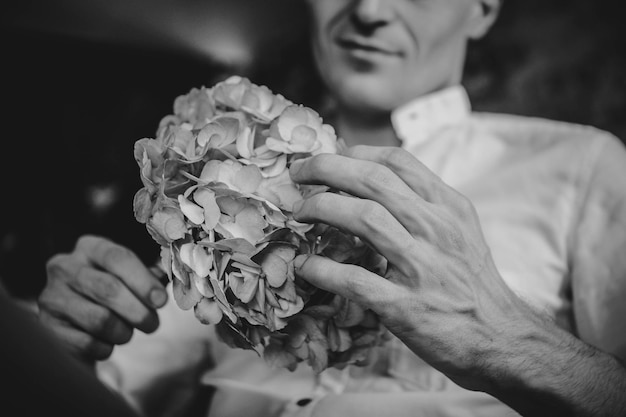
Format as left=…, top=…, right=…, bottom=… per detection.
left=133, top=76, right=388, bottom=372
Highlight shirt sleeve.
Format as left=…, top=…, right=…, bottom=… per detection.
left=571, top=133, right=626, bottom=362
left=96, top=284, right=214, bottom=417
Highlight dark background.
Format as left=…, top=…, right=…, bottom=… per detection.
left=1, top=0, right=625, bottom=300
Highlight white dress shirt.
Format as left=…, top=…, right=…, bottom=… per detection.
left=98, top=85, right=626, bottom=417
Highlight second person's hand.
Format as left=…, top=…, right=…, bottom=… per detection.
left=38, top=235, right=168, bottom=365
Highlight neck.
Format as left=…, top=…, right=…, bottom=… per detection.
left=334, top=106, right=401, bottom=148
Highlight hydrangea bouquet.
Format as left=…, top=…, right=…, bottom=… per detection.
left=133, top=76, right=388, bottom=372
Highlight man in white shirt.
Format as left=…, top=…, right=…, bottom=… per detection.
left=38, top=0, right=626, bottom=416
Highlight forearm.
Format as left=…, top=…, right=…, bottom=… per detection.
left=482, top=305, right=626, bottom=417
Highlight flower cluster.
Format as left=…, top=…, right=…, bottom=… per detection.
left=133, top=76, right=388, bottom=372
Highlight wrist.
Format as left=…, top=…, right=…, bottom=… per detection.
left=476, top=304, right=626, bottom=416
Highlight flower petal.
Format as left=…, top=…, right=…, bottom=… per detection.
left=262, top=254, right=288, bottom=288
left=178, top=195, right=204, bottom=225
left=194, top=297, right=223, bottom=324
left=194, top=188, right=221, bottom=230
left=229, top=271, right=258, bottom=303
left=233, top=164, right=262, bottom=194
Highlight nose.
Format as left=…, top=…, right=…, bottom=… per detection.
left=351, top=0, right=394, bottom=33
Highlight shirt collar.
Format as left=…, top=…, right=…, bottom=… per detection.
left=391, top=84, right=471, bottom=147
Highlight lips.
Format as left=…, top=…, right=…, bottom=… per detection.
left=335, top=35, right=401, bottom=57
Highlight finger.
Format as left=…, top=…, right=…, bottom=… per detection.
left=294, top=254, right=399, bottom=317
left=289, top=153, right=422, bottom=202
left=293, top=192, right=418, bottom=272
left=42, top=316, right=114, bottom=362
left=75, top=235, right=168, bottom=309
left=68, top=266, right=160, bottom=334
left=39, top=283, right=136, bottom=344
left=340, top=145, right=453, bottom=205
left=289, top=153, right=434, bottom=227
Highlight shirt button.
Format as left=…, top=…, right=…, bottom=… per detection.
left=296, top=398, right=312, bottom=407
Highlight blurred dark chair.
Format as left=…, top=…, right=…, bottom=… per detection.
left=0, top=284, right=141, bottom=417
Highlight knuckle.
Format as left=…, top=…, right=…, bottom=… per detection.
left=76, top=234, right=99, bottom=251
left=309, top=192, right=331, bottom=215
left=91, top=274, right=122, bottom=301
left=87, top=307, right=114, bottom=333
left=365, top=165, right=394, bottom=190
left=359, top=201, right=388, bottom=232
left=45, top=254, right=72, bottom=280
left=36, top=291, right=56, bottom=314
left=37, top=285, right=69, bottom=316
left=343, top=270, right=369, bottom=302
left=102, top=245, right=133, bottom=267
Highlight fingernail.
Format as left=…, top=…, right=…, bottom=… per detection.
left=150, top=288, right=167, bottom=308
left=289, top=159, right=305, bottom=177
left=293, top=255, right=308, bottom=271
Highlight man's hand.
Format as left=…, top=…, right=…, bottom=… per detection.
left=38, top=235, right=168, bottom=364
left=289, top=145, right=522, bottom=386
left=289, top=145, right=626, bottom=416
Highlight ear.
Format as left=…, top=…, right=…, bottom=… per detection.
left=466, top=0, right=502, bottom=40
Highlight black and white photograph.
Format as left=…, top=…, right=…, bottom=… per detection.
left=1, top=1, right=625, bottom=416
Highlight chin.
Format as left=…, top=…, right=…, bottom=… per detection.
left=334, top=78, right=402, bottom=114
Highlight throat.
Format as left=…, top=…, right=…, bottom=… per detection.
left=335, top=110, right=401, bottom=148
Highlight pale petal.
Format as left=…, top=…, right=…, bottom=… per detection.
left=262, top=253, right=288, bottom=288
left=199, top=160, right=221, bottom=182
left=288, top=125, right=317, bottom=152
left=274, top=296, right=304, bottom=319
left=265, top=137, right=291, bottom=154
left=229, top=271, right=258, bottom=303
left=216, top=196, right=245, bottom=217
left=260, top=154, right=287, bottom=178
left=150, top=209, right=187, bottom=242
left=196, top=123, right=223, bottom=148
left=272, top=245, right=296, bottom=263
left=192, top=272, right=215, bottom=298
left=178, top=195, right=204, bottom=225
left=233, top=164, right=262, bottom=193
left=236, top=125, right=254, bottom=159
left=234, top=205, right=267, bottom=243
left=194, top=188, right=221, bottom=229
left=273, top=278, right=296, bottom=302
left=191, top=245, right=213, bottom=278
left=179, top=243, right=194, bottom=269
left=172, top=273, right=203, bottom=310
left=194, top=297, right=223, bottom=324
